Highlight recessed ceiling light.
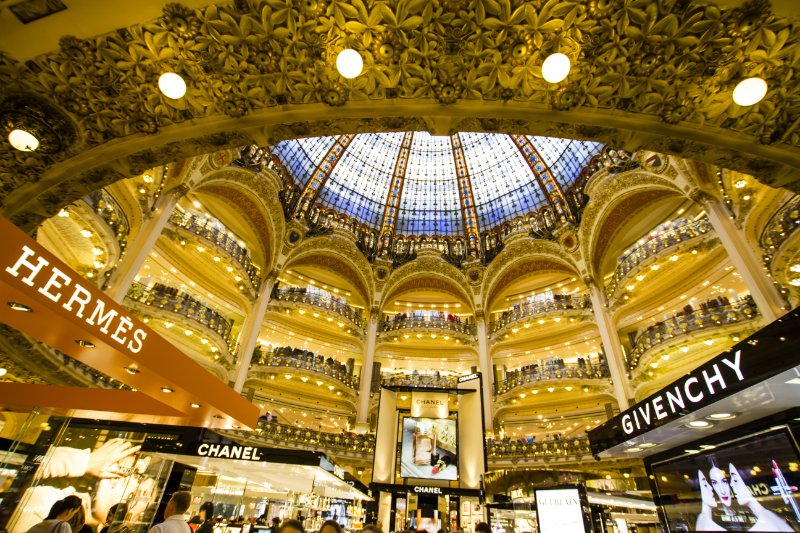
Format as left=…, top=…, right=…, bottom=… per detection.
left=638, top=442, right=657, bottom=448
left=191, top=403, right=201, bottom=408
left=336, top=49, right=363, bottom=78
left=161, top=387, right=174, bottom=393
left=541, top=53, right=571, bottom=83
left=125, top=366, right=140, bottom=375
left=7, top=302, right=32, bottom=312
left=733, top=77, right=767, bottom=106
left=158, top=72, right=187, bottom=99
left=0, top=368, right=7, bottom=377
left=706, top=412, right=736, bottom=420
left=685, top=449, right=701, bottom=454
left=75, top=340, right=95, bottom=348
left=687, top=420, right=712, bottom=429
left=625, top=447, right=642, bottom=453
left=8, top=129, right=39, bottom=152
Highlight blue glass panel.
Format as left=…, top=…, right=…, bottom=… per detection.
left=271, top=136, right=338, bottom=188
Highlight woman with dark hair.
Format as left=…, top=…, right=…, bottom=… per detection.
left=195, top=502, right=215, bottom=533
left=26, top=496, right=83, bottom=533
left=99, top=503, right=129, bottom=533
left=276, top=520, right=304, bottom=533
left=318, top=520, right=342, bottom=533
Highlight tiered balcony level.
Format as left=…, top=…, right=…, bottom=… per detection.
left=494, top=361, right=610, bottom=395
left=251, top=348, right=358, bottom=390
left=271, top=287, right=366, bottom=330
left=490, top=293, right=592, bottom=336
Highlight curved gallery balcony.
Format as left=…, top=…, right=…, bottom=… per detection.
left=494, top=360, right=610, bottom=396
left=377, top=372, right=461, bottom=392
left=168, top=211, right=262, bottom=289
left=226, top=419, right=376, bottom=456
left=761, top=196, right=800, bottom=266
left=270, top=286, right=366, bottom=330
left=605, top=218, right=715, bottom=300
left=487, top=436, right=592, bottom=460
left=379, top=313, right=476, bottom=344
left=627, top=297, right=758, bottom=370
left=84, top=189, right=130, bottom=252
left=251, top=347, right=358, bottom=390
left=489, top=293, right=592, bottom=336
left=125, top=282, right=235, bottom=353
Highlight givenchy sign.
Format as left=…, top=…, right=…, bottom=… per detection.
left=411, top=391, right=449, bottom=418
left=196, top=443, right=264, bottom=460
left=4, top=245, right=148, bottom=353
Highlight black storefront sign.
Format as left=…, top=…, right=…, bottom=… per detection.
left=370, top=482, right=483, bottom=498
left=588, top=308, right=800, bottom=454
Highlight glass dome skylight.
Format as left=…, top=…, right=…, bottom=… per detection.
left=271, top=132, right=603, bottom=237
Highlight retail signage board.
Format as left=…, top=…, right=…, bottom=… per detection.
left=370, top=482, right=483, bottom=498
left=0, top=215, right=258, bottom=429
left=534, top=485, right=591, bottom=533
left=588, top=309, right=800, bottom=453
left=195, top=442, right=265, bottom=460
left=411, top=391, right=449, bottom=418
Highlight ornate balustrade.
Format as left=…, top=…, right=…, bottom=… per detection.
left=378, top=372, right=461, bottom=392
left=628, top=297, right=758, bottom=369
left=381, top=315, right=476, bottom=335
left=271, top=287, right=366, bottom=328
left=252, top=349, right=357, bottom=389
left=494, top=362, right=610, bottom=395
left=84, top=190, right=130, bottom=250
left=489, top=294, right=592, bottom=335
left=126, top=282, right=235, bottom=351
left=606, top=218, right=714, bottom=299
left=246, top=419, right=376, bottom=453
left=487, top=436, right=592, bottom=459
left=761, top=196, right=800, bottom=265
left=169, top=211, right=261, bottom=288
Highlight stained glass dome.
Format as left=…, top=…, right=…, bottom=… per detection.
left=271, top=132, right=603, bottom=237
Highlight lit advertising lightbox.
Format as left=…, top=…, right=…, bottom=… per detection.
left=399, top=417, right=458, bottom=481
left=534, top=486, right=590, bottom=533
left=650, top=429, right=800, bottom=532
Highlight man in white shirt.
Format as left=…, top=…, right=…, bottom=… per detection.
left=148, top=491, right=192, bottom=533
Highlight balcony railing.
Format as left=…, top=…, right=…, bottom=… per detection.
left=494, top=361, right=610, bottom=395
left=378, top=372, right=461, bottom=391
left=487, top=436, right=592, bottom=459
left=381, top=315, right=476, bottom=335
left=606, top=218, right=714, bottom=298
left=169, top=211, right=261, bottom=288
left=627, top=297, right=758, bottom=369
left=271, top=287, right=366, bottom=328
left=489, top=293, right=592, bottom=335
left=84, top=189, right=130, bottom=250
left=246, top=419, right=376, bottom=453
left=252, top=348, right=358, bottom=389
left=761, top=196, right=800, bottom=266
left=126, top=282, right=235, bottom=350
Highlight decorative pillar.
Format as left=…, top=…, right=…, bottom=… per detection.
left=475, top=314, right=494, bottom=431
left=105, top=189, right=183, bottom=302
left=232, top=276, right=276, bottom=393
left=701, top=195, right=785, bottom=322
left=356, top=310, right=380, bottom=427
left=588, top=283, right=632, bottom=410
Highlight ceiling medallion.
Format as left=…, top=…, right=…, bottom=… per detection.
left=1, top=94, right=76, bottom=155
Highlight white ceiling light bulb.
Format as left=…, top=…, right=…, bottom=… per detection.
left=542, top=53, right=571, bottom=83
left=733, top=77, right=767, bottom=106
left=8, top=129, right=39, bottom=152
left=336, top=49, right=363, bottom=79
left=158, top=72, right=187, bottom=99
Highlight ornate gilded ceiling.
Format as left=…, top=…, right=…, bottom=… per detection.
left=2, top=0, right=800, bottom=230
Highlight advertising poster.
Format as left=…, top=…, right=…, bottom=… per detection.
left=534, top=487, right=588, bottom=533
left=651, top=429, right=800, bottom=532
left=6, top=424, right=172, bottom=533
left=399, top=417, right=458, bottom=481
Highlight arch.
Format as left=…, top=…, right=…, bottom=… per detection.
left=3, top=0, right=800, bottom=231
left=381, top=256, right=473, bottom=311
left=579, top=171, right=685, bottom=279
left=283, top=235, right=374, bottom=305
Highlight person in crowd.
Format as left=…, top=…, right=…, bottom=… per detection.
left=361, top=525, right=383, bottom=533
left=318, top=520, right=342, bottom=533
left=276, top=520, right=304, bottom=533
left=100, top=503, right=128, bottom=533
left=474, top=523, right=491, bottom=533
left=269, top=517, right=282, bottom=533
left=26, top=496, right=83, bottom=533
left=194, top=502, right=215, bottom=533
left=67, top=504, right=92, bottom=533
left=148, top=491, right=192, bottom=533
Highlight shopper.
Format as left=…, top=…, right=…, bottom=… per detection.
left=474, top=524, right=491, bottom=533
left=318, top=520, right=342, bottom=533
left=99, top=503, right=128, bottom=533
left=148, top=492, right=192, bottom=533
left=67, top=505, right=92, bottom=533
left=361, top=525, right=383, bottom=533
left=195, top=502, right=215, bottom=533
left=269, top=517, right=281, bottom=533
left=26, top=496, right=83, bottom=533
left=276, top=520, right=304, bottom=533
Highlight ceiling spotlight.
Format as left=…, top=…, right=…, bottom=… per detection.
left=624, top=447, right=642, bottom=453
left=686, top=420, right=712, bottom=429
left=706, top=412, right=736, bottom=420
left=542, top=53, right=571, bottom=83
left=75, top=339, right=95, bottom=348
left=7, top=301, right=32, bottom=312
left=158, top=72, right=187, bottom=99
left=336, top=49, right=363, bottom=78
left=161, top=387, right=174, bottom=393
left=125, top=366, right=141, bottom=375
left=733, top=77, right=767, bottom=106
left=8, top=129, right=39, bottom=152
left=638, top=442, right=658, bottom=448
left=191, top=403, right=201, bottom=408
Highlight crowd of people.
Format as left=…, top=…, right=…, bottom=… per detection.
left=253, top=345, right=355, bottom=386
left=381, top=312, right=473, bottom=333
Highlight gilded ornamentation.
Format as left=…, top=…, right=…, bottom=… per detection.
left=380, top=254, right=473, bottom=309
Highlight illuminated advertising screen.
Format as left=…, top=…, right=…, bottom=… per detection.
left=650, top=429, right=800, bottom=532
left=399, top=417, right=458, bottom=481
left=534, top=487, right=589, bottom=533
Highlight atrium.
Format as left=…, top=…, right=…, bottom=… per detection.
left=1, top=0, right=800, bottom=528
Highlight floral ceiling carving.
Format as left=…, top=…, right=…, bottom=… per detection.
left=2, top=0, right=800, bottom=227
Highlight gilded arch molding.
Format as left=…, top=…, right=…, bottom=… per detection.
left=380, top=256, right=473, bottom=311
left=4, top=0, right=800, bottom=231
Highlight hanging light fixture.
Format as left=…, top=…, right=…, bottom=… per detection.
left=8, top=129, right=39, bottom=151
left=541, top=53, right=571, bottom=83
left=336, top=49, right=363, bottom=79
left=158, top=72, right=187, bottom=99
left=732, top=77, right=768, bottom=106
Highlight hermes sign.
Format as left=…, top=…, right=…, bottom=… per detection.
left=411, top=391, right=449, bottom=418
